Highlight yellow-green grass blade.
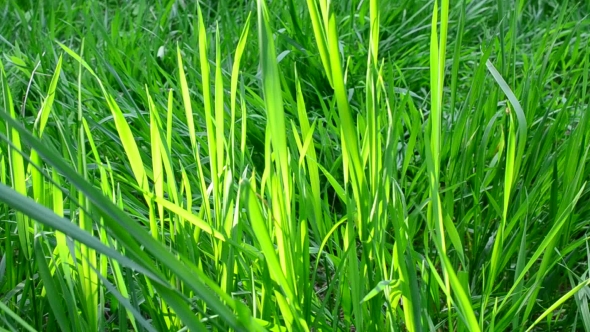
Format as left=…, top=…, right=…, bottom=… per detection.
left=29, top=56, right=62, bottom=216
left=196, top=2, right=217, bottom=177
left=305, top=0, right=332, bottom=86
left=196, top=3, right=220, bottom=234
left=146, top=87, right=165, bottom=238
left=74, top=41, right=99, bottom=328
left=239, top=80, right=248, bottom=159
left=243, top=176, right=303, bottom=330
left=34, top=55, right=62, bottom=136
left=428, top=1, right=459, bottom=330
left=214, top=24, right=225, bottom=180
left=320, top=22, right=368, bottom=329
left=194, top=143, right=212, bottom=225
left=257, top=4, right=302, bottom=324
left=326, top=14, right=363, bottom=190
left=104, top=93, right=156, bottom=236
left=212, top=27, right=228, bottom=295
left=230, top=13, right=251, bottom=170
left=1, top=60, right=31, bottom=260
left=166, top=89, right=174, bottom=152
left=485, top=60, right=527, bottom=190
left=78, top=69, right=142, bottom=331
left=257, top=0, right=290, bottom=203
left=150, top=195, right=227, bottom=242
left=440, top=254, right=480, bottom=331
left=49, top=166, right=84, bottom=331
left=162, top=88, right=180, bottom=206
left=176, top=45, right=197, bottom=151
left=369, top=0, right=379, bottom=64
left=294, top=68, right=325, bottom=238
left=488, top=109, right=516, bottom=292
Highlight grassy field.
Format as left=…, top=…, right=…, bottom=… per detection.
left=1, top=0, right=590, bottom=331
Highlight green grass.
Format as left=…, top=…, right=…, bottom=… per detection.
left=1, top=0, right=590, bottom=331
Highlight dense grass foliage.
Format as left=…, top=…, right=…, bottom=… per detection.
left=1, top=0, right=590, bottom=331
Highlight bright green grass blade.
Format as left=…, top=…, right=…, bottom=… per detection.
left=56, top=41, right=98, bottom=77
left=369, top=0, right=379, bottom=64
left=428, top=0, right=443, bottom=310
left=319, top=17, right=368, bottom=328
left=230, top=13, right=251, bottom=170
left=257, top=6, right=306, bottom=329
left=1, top=60, right=31, bottom=259
left=166, top=89, right=174, bottom=151
left=29, top=55, right=63, bottom=223
left=361, top=279, right=401, bottom=303
left=105, top=93, right=149, bottom=192
left=214, top=23, right=225, bottom=180
left=485, top=60, right=527, bottom=183
left=294, top=68, right=325, bottom=238
left=511, top=218, right=528, bottom=330
left=147, top=86, right=164, bottom=238
left=243, top=175, right=298, bottom=325
left=74, top=40, right=99, bottom=329
left=257, top=0, right=290, bottom=200
left=106, top=92, right=156, bottom=241
left=151, top=195, right=227, bottom=241
left=34, top=55, right=62, bottom=135
left=326, top=14, right=362, bottom=188
left=196, top=2, right=217, bottom=176
left=440, top=255, right=481, bottom=331
left=195, top=2, right=220, bottom=235
left=305, top=0, right=332, bottom=86
left=176, top=45, right=197, bottom=151
left=488, top=110, right=516, bottom=292
left=50, top=167, right=82, bottom=331
left=81, top=118, right=136, bottom=327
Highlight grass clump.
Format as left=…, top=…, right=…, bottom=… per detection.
left=1, top=0, right=590, bottom=331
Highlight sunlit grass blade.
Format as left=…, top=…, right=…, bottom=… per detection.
left=1, top=60, right=31, bottom=260
left=304, top=0, right=332, bottom=86
left=176, top=45, right=197, bottom=151
left=243, top=176, right=298, bottom=326
left=257, top=0, right=290, bottom=199
left=230, top=13, right=251, bottom=170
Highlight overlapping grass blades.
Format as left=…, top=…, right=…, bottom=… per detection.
left=1, top=0, right=589, bottom=331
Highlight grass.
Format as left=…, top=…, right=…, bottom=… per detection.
left=1, top=0, right=590, bottom=331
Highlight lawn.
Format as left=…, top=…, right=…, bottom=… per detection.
left=1, top=0, right=589, bottom=331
